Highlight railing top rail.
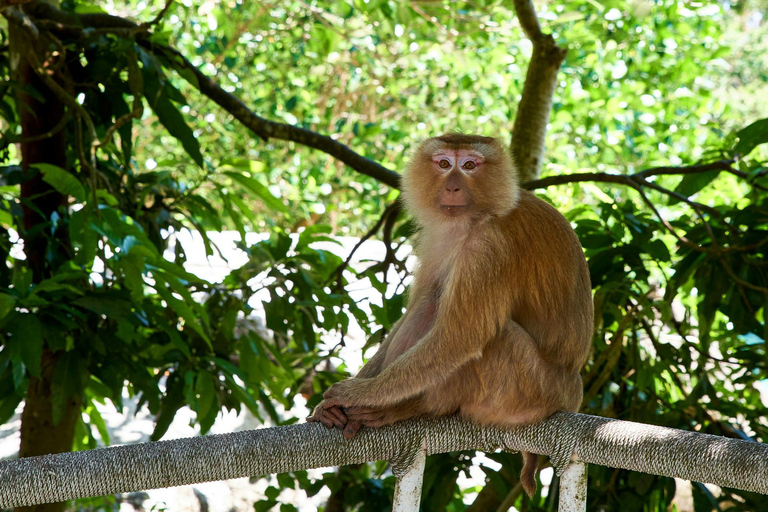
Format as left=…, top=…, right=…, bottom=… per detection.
left=0, top=412, right=766, bottom=507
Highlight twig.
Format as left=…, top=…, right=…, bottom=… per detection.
left=328, top=201, right=400, bottom=288
left=639, top=316, right=689, bottom=395
left=24, top=46, right=98, bottom=172
left=0, top=107, right=70, bottom=152
left=525, top=171, right=720, bottom=216
left=629, top=181, right=705, bottom=251
left=635, top=159, right=735, bottom=179
left=495, top=481, right=524, bottom=512
left=2, top=6, right=40, bottom=39
left=140, top=0, right=175, bottom=29
left=636, top=159, right=768, bottom=192
left=717, top=255, right=768, bottom=294
left=97, top=105, right=144, bottom=147
left=379, top=201, right=403, bottom=290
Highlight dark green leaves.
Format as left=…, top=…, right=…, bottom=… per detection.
left=32, top=163, right=86, bottom=201
left=16, top=314, right=43, bottom=377
left=139, top=48, right=203, bottom=168
left=672, top=169, right=721, bottom=201
left=733, top=118, right=768, bottom=157
left=220, top=159, right=288, bottom=213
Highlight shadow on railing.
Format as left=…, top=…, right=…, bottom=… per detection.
left=0, top=413, right=766, bottom=511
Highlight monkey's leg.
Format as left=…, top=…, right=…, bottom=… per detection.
left=462, top=320, right=582, bottom=497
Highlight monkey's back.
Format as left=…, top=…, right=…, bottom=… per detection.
left=494, top=190, right=593, bottom=370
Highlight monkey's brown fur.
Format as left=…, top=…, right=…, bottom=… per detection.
left=310, top=134, right=593, bottom=497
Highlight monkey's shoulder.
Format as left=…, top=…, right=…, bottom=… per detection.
left=482, top=190, right=584, bottom=262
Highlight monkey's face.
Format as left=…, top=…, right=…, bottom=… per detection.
left=431, top=149, right=482, bottom=217
left=403, top=135, right=519, bottom=225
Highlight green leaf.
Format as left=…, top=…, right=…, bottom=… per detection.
left=0, top=394, right=23, bottom=425
left=671, top=169, right=720, bottom=200
left=16, top=314, right=43, bottom=377
left=151, top=372, right=184, bottom=441
left=73, top=297, right=131, bottom=318
left=221, top=170, right=288, bottom=213
left=643, top=239, right=670, bottom=261
left=195, top=372, right=217, bottom=424
left=148, top=91, right=203, bottom=167
left=153, top=274, right=212, bottom=348
left=139, top=48, right=203, bottom=168
left=32, top=163, right=86, bottom=202
left=0, top=293, right=16, bottom=319
left=733, top=118, right=768, bottom=157
left=85, top=400, right=111, bottom=445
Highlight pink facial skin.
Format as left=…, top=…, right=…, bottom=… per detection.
left=432, top=149, right=485, bottom=173
left=433, top=150, right=484, bottom=212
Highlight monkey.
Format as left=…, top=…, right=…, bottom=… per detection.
left=308, top=134, right=593, bottom=497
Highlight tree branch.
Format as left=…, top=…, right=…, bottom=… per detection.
left=636, top=159, right=768, bottom=192
left=512, top=0, right=542, bottom=40
left=524, top=169, right=722, bottom=217
left=140, top=0, right=174, bottom=29
left=510, top=0, right=567, bottom=182
left=329, top=200, right=401, bottom=289
left=26, top=4, right=401, bottom=189
left=156, top=45, right=401, bottom=189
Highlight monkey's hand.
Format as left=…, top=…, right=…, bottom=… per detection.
left=307, top=401, right=347, bottom=429
left=308, top=400, right=364, bottom=439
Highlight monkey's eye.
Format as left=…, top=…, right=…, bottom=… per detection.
left=463, top=161, right=477, bottom=170
left=438, top=159, right=451, bottom=169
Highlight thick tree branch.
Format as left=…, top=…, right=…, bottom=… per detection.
left=154, top=45, right=400, bottom=189
left=26, top=2, right=401, bottom=190
left=524, top=169, right=721, bottom=216
left=510, top=0, right=567, bottom=183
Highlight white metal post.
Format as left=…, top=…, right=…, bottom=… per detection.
left=558, top=461, right=587, bottom=511
left=392, top=440, right=427, bottom=512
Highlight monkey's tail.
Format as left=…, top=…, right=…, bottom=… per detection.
left=520, top=451, right=538, bottom=498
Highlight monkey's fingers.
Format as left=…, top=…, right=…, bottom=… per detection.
left=325, top=406, right=348, bottom=429
left=307, top=411, right=332, bottom=429
left=343, top=419, right=363, bottom=439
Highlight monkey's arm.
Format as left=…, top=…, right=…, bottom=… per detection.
left=309, top=316, right=405, bottom=434
left=356, top=316, right=404, bottom=378
left=324, top=243, right=511, bottom=409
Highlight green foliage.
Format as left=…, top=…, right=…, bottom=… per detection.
left=0, top=0, right=767, bottom=510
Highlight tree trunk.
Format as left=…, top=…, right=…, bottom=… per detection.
left=511, top=0, right=568, bottom=183
left=17, top=351, right=82, bottom=512
left=9, top=3, right=68, bottom=281
left=10, top=6, right=78, bottom=512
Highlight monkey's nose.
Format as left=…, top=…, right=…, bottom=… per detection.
left=446, top=186, right=461, bottom=193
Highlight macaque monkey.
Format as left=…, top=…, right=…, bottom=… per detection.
left=309, top=134, right=593, bottom=496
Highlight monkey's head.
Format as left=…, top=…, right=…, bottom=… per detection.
left=402, top=134, right=519, bottom=225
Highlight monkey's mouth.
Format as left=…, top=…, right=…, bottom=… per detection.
left=440, top=205, right=469, bottom=216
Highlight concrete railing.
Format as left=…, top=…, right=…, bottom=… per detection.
left=1, top=413, right=766, bottom=510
